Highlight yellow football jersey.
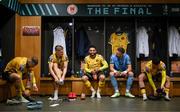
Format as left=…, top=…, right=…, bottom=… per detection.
left=48, top=53, right=69, bottom=69
left=84, top=54, right=108, bottom=73
left=144, top=60, right=166, bottom=75
left=109, top=32, right=129, bottom=54
left=144, top=60, right=167, bottom=90
left=4, top=57, right=36, bottom=91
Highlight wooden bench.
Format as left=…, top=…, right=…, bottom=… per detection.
left=170, top=77, right=180, bottom=96
left=40, top=77, right=139, bottom=96
left=40, top=76, right=178, bottom=96
left=1, top=76, right=179, bottom=101
left=0, top=78, right=22, bottom=102
left=0, top=79, right=12, bottom=102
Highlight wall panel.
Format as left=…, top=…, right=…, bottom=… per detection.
left=15, top=16, right=41, bottom=94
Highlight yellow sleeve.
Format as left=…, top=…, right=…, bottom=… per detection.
left=99, top=57, right=108, bottom=71
left=84, top=58, right=91, bottom=73
left=17, top=71, right=25, bottom=92
left=30, top=71, right=36, bottom=84
left=146, top=72, right=157, bottom=91
left=48, top=55, right=54, bottom=64
left=161, top=70, right=166, bottom=88
left=160, top=62, right=166, bottom=88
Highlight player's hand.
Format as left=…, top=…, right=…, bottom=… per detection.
left=59, top=78, right=64, bottom=85
left=61, top=78, right=64, bottom=82
left=114, top=70, right=119, bottom=77
left=61, top=76, right=65, bottom=81
left=161, top=86, right=165, bottom=91
left=54, top=76, right=59, bottom=81
left=120, top=71, right=128, bottom=76
left=154, top=90, right=158, bottom=96
left=33, top=84, right=38, bottom=92
left=24, top=89, right=30, bottom=96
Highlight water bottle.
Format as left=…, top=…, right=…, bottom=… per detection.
left=170, top=71, right=173, bottom=77
left=79, top=70, right=83, bottom=77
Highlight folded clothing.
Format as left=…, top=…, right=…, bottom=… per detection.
left=26, top=101, right=43, bottom=110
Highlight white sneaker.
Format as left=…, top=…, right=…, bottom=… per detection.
left=91, top=91, right=96, bottom=98
left=20, top=96, right=29, bottom=103
left=111, top=92, right=120, bottom=98
left=164, top=96, right=171, bottom=101
left=48, top=96, right=58, bottom=101
left=96, top=92, right=101, bottom=99
left=143, top=96, right=148, bottom=101
left=81, top=93, right=86, bottom=100
left=6, top=99, right=21, bottom=105
left=125, top=92, right=135, bottom=98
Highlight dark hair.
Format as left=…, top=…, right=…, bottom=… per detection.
left=55, top=45, right=63, bottom=51
left=88, top=45, right=97, bottom=50
left=117, top=47, right=125, bottom=54
left=31, top=56, right=38, bottom=65
left=152, top=57, right=160, bottom=65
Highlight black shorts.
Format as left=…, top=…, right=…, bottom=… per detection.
left=2, top=71, right=11, bottom=82
left=2, top=71, right=27, bottom=83
left=144, top=72, right=162, bottom=82
left=84, top=71, right=105, bottom=81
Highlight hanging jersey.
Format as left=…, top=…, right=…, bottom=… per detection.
left=168, top=26, right=180, bottom=57
left=75, top=27, right=91, bottom=58
left=53, top=27, right=67, bottom=56
left=48, top=53, right=69, bottom=69
left=109, top=32, right=129, bottom=54
left=84, top=54, right=108, bottom=73
left=136, top=26, right=149, bottom=58
left=110, top=53, right=131, bottom=71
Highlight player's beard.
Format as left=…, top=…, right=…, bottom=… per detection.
left=90, top=53, right=96, bottom=58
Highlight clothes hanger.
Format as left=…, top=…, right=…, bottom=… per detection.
left=115, top=27, right=123, bottom=35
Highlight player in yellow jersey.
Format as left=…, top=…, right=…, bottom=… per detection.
left=2, top=56, right=38, bottom=103
left=109, top=32, right=129, bottom=54
left=138, top=58, right=171, bottom=101
left=48, top=45, right=68, bottom=100
left=81, top=45, right=108, bottom=99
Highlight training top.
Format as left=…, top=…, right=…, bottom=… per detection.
left=84, top=54, right=108, bottom=73
left=4, top=57, right=36, bottom=92
left=48, top=53, right=68, bottom=69
left=144, top=60, right=166, bottom=91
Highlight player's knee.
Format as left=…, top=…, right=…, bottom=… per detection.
left=52, top=63, right=58, bottom=70
left=99, top=81, right=105, bottom=88
left=128, top=71, right=134, bottom=77
left=99, top=75, right=105, bottom=81
left=84, top=80, right=91, bottom=88
left=82, top=76, right=88, bottom=82
left=110, top=72, right=114, bottom=76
